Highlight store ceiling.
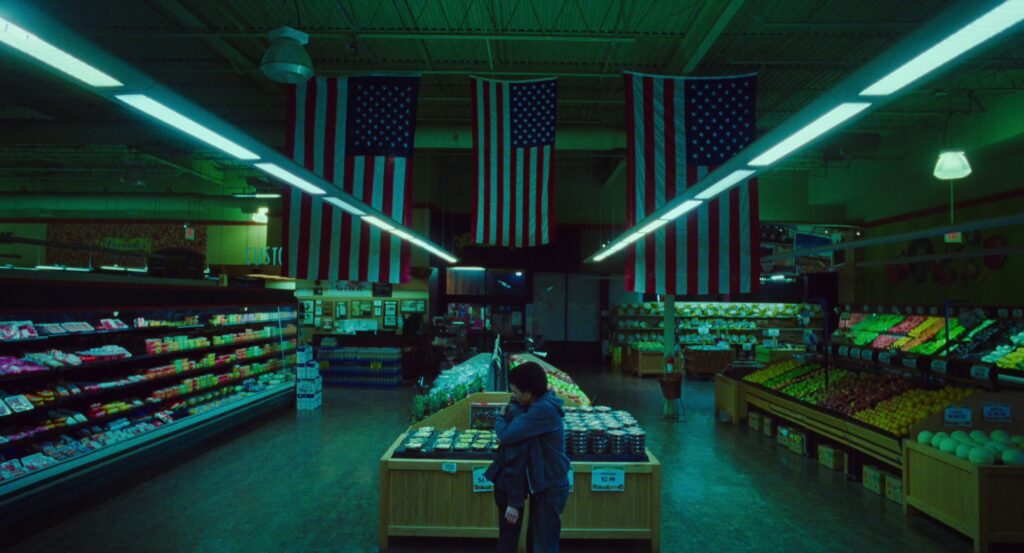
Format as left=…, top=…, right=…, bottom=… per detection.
left=0, top=0, right=1022, bottom=210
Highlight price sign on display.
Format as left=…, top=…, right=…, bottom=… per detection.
left=879, top=352, right=892, bottom=365
left=698, top=326, right=710, bottom=335
left=944, top=406, right=972, bottom=427
left=931, top=360, right=948, bottom=374
left=983, top=404, right=1012, bottom=423
left=441, top=462, right=457, bottom=474
left=849, top=348, right=862, bottom=359
left=929, top=307, right=939, bottom=315
left=1014, top=309, right=1023, bottom=319
left=591, top=466, right=625, bottom=492
left=902, top=358, right=918, bottom=369
left=766, top=328, right=780, bottom=337
left=917, top=307, right=925, bottom=315
left=905, top=306, right=913, bottom=314
left=472, top=467, right=494, bottom=492
left=838, top=346, right=850, bottom=358
left=970, top=365, right=992, bottom=381
left=891, top=306, right=900, bottom=314
left=998, top=308, right=1010, bottom=318
left=860, top=349, right=875, bottom=361
left=568, top=468, right=575, bottom=493
left=862, top=305, right=869, bottom=312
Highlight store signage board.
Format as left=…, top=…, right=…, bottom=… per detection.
left=970, top=365, right=991, bottom=381
left=441, top=462, right=457, bottom=474
left=931, top=360, right=948, bottom=374
left=472, top=467, right=494, bottom=493
left=944, top=406, right=972, bottom=427
left=591, top=466, right=625, bottom=492
left=983, top=404, right=1012, bottom=424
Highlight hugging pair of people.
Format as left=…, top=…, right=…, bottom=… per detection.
left=485, top=362, right=571, bottom=553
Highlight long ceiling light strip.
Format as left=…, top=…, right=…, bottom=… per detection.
left=0, top=16, right=122, bottom=87
left=0, top=7, right=460, bottom=265
left=861, top=1, right=1024, bottom=96
left=117, top=94, right=260, bottom=160
left=748, top=103, right=871, bottom=167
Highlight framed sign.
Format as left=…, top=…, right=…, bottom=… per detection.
left=385, top=301, right=398, bottom=316
left=383, top=315, right=397, bottom=328
left=401, top=300, right=417, bottom=312
left=335, top=301, right=348, bottom=318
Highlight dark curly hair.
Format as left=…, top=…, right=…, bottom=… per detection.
left=508, top=362, right=548, bottom=397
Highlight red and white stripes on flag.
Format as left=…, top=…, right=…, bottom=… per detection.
left=471, top=77, right=557, bottom=247
left=624, top=72, right=760, bottom=296
left=282, top=76, right=418, bottom=283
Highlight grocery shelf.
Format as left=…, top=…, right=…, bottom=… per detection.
left=0, top=382, right=293, bottom=502
left=0, top=365, right=294, bottom=450
left=0, top=332, right=296, bottom=384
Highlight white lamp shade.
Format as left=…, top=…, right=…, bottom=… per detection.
left=933, top=150, right=972, bottom=180
left=261, top=27, right=313, bottom=84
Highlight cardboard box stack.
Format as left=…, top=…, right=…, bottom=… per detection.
left=862, top=465, right=884, bottom=495
left=296, top=345, right=322, bottom=410
left=817, top=445, right=847, bottom=471
left=748, top=412, right=762, bottom=432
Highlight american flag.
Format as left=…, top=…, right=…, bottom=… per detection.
left=283, top=76, right=418, bottom=283
left=472, top=77, right=556, bottom=247
left=624, top=72, right=760, bottom=296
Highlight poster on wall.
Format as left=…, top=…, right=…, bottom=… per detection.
left=45, top=222, right=207, bottom=268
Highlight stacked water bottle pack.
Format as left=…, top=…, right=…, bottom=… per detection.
left=562, top=406, right=646, bottom=459
left=295, top=346, right=322, bottom=410
left=318, top=347, right=402, bottom=387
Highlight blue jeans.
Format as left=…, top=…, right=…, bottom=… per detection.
left=528, top=483, right=570, bottom=553
left=494, top=488, right=524, bottom=553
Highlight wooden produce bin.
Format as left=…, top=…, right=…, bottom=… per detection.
left=624, top=346, right=639, bottom=374
left=903, top=392, right=1024, bottom=553
left=684, top=347, right=735, bottom=378
left=715, top=373, right=747, bottom=424
left=382, top=392, right=662, bottom=552
left=636, top=351, right=665, bottom=377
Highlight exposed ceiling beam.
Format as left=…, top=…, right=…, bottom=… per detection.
left=83, top=29, right=648, bottom=42
left=662, top=0, right=746, bottom=74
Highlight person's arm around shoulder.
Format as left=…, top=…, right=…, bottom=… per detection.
left=496, top=398, right=560, bottom=445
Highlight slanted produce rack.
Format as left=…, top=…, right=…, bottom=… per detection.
left=381, top=383, right=661, bottom=552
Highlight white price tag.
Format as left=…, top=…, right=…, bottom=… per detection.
left=905, top=306, right=913, bottom=314
left=698, top=326, right=710, bottom=335
left=850, top=348, right=862, bottom=359
left=983, top=403, right=1011, bottom=423
left=944, top=406, right=972, bottom=427
left=472, top=467, right=494, bottom=492
left=931, top=360, right=948, bottom=374
left=891, top=306, right=900, bottom=314
left=971, top=365, right=992, bottom=381
left=929, top=307, right=938, bottom=315
left=591, top=466, right=625, bottom=492
left=860, top=349, right=875, bottom=361
left=916, top=307, right=925, bottom=315
left=1014, top=309, right=1023, bottom=319
left=902, top=358, right=918, bottom=369
left=441, top=462, right=457, bottom=474
left=876, top=306, right=885, bottom=313
left=568, top=468, right=575, bottom=493
left=878, top=352, right=892, bottom=364
left=766, top=328, right=780, bottom=337
left=838, top=346, right=850, bottom=357
left=998, top=308, right=1010, bottom=318
left=862, top=305, right=869, bottom=312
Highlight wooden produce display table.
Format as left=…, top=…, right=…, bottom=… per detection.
left=714, top=373, right=747, bottom=425
left=635, top=350, right=665, bottom=377
left=381, top=392, right=662, bottom=552
left=903, top=392, right=1024, bottom=553
left=743, top=383, right=903, bottom=469
left=684, top=347, right=736, bottom=378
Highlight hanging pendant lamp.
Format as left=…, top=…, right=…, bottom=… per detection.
left=933, top=150, right=972, bottom=180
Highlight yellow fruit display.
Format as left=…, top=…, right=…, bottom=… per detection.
left=742, top=359, right=801, bottom=384
left=852, top=386, right=976, bottom=436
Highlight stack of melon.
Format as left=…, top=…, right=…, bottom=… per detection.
left=916, top=429, right=1024, bottom=465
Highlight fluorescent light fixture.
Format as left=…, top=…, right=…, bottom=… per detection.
left=254, top=163, right=325, bottom=195
left=324, top=196, right=365, bottom=215
left=861, top=2, right=1024, bottom=96
left=233, top=193, right=281, bottom=199
left=515, top=271, right=523, bottom=277
left=748, top=103, right=871, bottom=167
left=452, top=266, right=486, bottom=271
left=390, top=228, right=413, bottom=240
left=659, top=199, right=704, bottom=220
left=638, top=219, right=669, bottom=234
left=593, top=231, right=648, bottom=262
left=362, top=216, right=395, bottom=231
left=116, top=94, right=259, bottom=160
left=695, top=170, right=756, bottom=200
left=0, top=17, right=122, bottom=87
left=435, top=251, right=459, bottom=264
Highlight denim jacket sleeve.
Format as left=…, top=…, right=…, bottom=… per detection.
left=495, top=400, right=561, bottom=445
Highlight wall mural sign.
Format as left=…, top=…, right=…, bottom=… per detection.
left=46, top=223, right=206, bottom=268
left=887, top=231, right=1008, bottom=288
left=245, top=246, right=283, bottom=266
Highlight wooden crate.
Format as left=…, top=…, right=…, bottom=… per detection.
left=684, top=348, right=735, bottom=378
left=623, top=347, right=639, bottom=373
left=635, top=351, right=665, bottom=377
left=384, top=393, right=662, bottom=552
left=714, top=373, right=747, bottom=425
left=903, top=391, right=1024, bottom=553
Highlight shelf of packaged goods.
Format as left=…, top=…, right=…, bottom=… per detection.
left=0, top=363, right=293, bottom=451
left=742, top=382, right=903, bottom=469
left=0, top=381, right=294, bottom=499
left=0, top=332, right=297, bottom=385
left=207, top=316, right=297, bottom=329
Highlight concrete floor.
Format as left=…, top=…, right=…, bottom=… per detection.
left=8, top=364, right=974, bottom=553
